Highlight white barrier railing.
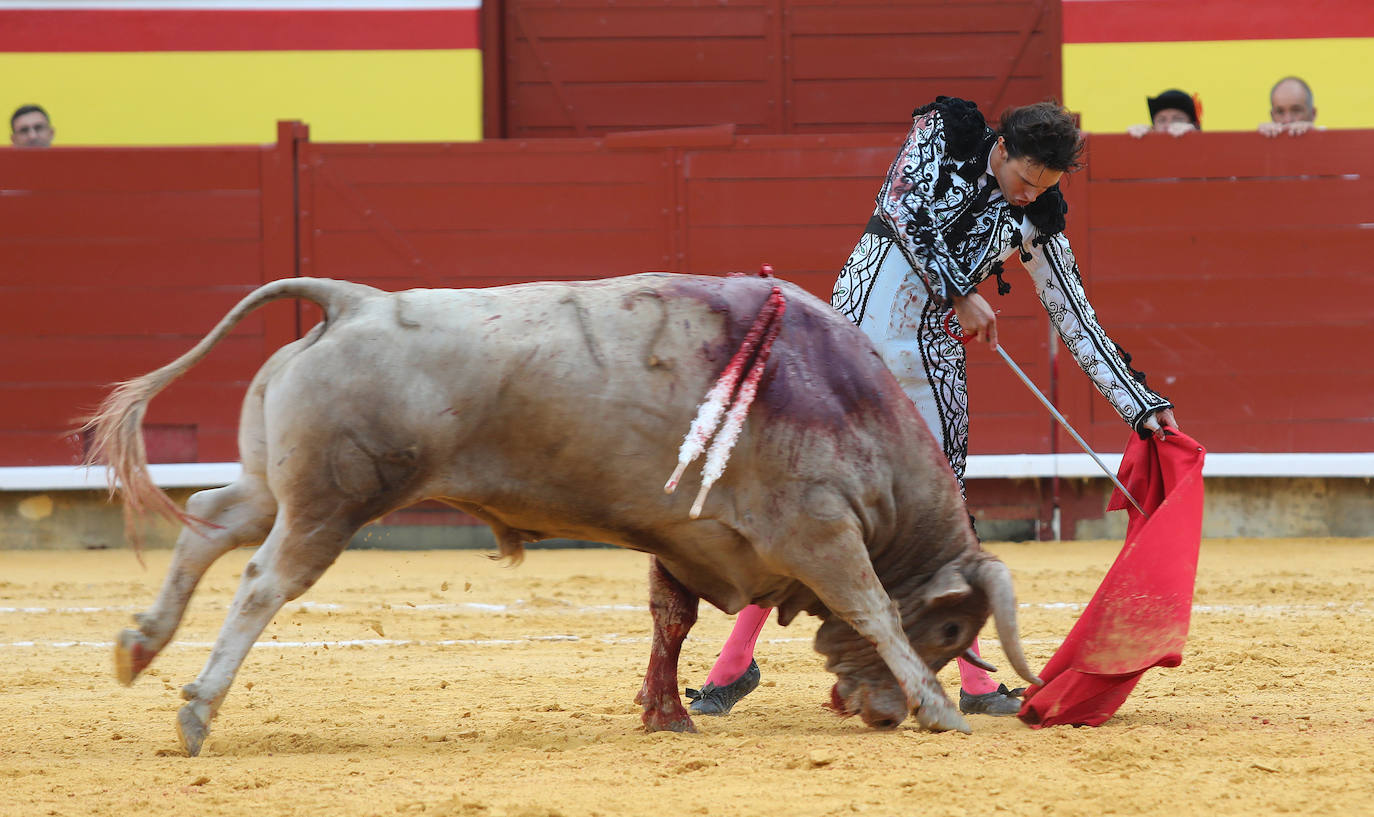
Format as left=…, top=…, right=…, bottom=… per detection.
left=964, top=452, right=1374, bottom=479
left=3, top=453, right=1370, bottom=493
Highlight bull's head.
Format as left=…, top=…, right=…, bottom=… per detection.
left=815, top=555, right=1038, bottom=729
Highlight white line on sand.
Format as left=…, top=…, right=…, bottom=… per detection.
left=2, top=601, right=1365, bottom=617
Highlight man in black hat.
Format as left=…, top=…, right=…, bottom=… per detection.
left=1128, top=89, right=1199, bottom=138
left=686, top=96, right=1179, bottom=720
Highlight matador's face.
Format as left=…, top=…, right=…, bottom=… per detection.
left=990, top=137, right=1062, bottom=209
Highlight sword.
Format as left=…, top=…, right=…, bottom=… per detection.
left=943, top=312, right=1148, bottom=518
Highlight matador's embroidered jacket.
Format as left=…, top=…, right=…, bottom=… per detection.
left=837, top=96, right=1172, bottom=433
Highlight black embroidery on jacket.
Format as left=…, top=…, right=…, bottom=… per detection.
left=988, top=260, right=1012, bottom=296
left=1010, top=187, right=1068, bottom=241
left=913, top=96, right=988, bottom=162
left=943, top=180, right=996, bottom=250
left=1024, top=186, right=1068, bottom=237
left=1112, top=341, right=1155, bottom=389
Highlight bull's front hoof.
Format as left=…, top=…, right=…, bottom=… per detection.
left=915, top=698, right=971, bottom=735
left=640, top=695, right=698, bottom=733
left=114, top=629, right=155, bottom=686
left=642, top=710, right=697, bottom=733
left=176, top=703, right=211, bottom=757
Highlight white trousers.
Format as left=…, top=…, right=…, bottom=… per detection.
left=831, top=233, right=971, bottom=495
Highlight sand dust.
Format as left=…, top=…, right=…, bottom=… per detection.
left=1, top=538, right=1371, bottom=817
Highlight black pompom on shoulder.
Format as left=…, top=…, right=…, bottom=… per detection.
left=912, top=96, right=989, bottom=162
left=1025, top=185, right=1068, bottom=240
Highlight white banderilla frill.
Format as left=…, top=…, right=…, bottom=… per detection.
left=663, top=286, right=786, bottom=518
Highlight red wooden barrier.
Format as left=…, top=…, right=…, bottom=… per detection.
left=0, top=122, right=305, bottom=465
left=1056, top=130, right=1374, bottom=454
left=299, top=138, right=677, bottom=290
left=2, top=127, right=1370, bottom=471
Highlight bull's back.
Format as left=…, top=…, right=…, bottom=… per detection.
left=439, top=273, right=922, bottom=470
left=263, top=273, right=930, bottom=540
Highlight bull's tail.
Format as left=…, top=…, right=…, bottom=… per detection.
left=81, top=278, right=378, bottom=549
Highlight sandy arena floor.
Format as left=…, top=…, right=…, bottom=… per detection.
left=1, top=538, right=1371, bottom=817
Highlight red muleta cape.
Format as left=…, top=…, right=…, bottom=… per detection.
left=1019, top=428, right=1206, bottom=728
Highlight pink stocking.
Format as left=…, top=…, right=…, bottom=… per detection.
left=957, top=637, right=1000, bottom=694
left=705, top=604, right=770, bottom=685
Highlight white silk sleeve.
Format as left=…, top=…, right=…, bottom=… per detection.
left=875, top=112, right=971, bottom=300
left=1021, top=232, right=1173, bottom=432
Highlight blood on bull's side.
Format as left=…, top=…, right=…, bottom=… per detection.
left=85, top=272, right=1040, bottom=756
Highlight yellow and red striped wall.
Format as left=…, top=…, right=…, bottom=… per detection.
left=5, top=1, right=1374, bottom=144
left=1063, top=0, right=1374, bottom=132
left=0, top=1, right=483, bottom=145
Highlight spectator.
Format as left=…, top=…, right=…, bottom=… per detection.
left=11, top=104, right=55, bottom=148
left=1127, top=90, right=1200, bottom=138
left=1259, top=77, right=1318, bottom=137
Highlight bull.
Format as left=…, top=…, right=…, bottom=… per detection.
left=85, top=273, right=1041, bottom=756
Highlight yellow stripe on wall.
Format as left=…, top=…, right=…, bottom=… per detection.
left=1065, top=38, right=1374, bottom=133
left=2, top=49, right=482, bottom=145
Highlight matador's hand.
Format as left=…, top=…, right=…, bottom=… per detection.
left=1142, top=408, right=1180, bottom=441
left=951, top=292, right=999, bottom=349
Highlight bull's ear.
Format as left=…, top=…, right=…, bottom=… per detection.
left=923, top=561, right=973, bottom=605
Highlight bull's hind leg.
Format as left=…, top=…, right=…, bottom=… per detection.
left=636, top=557, right=699, bottom=732
left=175, top=511, right=356, bottom=756
left=115, top=475, right=277, bottom=686
left=783, top=527, right=970, bottom=734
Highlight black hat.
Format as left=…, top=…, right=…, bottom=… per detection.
left=1147, top=90, right=1199, bottom=126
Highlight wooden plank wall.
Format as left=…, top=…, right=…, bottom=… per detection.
left=783, top=0, right=1062, bottom=133
left=0, top=125, right=303, bottom=466
left=491, top=0, right=1062, bottom=138
left=298, top=139, right=677, bottom=291
left=3, top=128, right=1370, bottom=468
left=1057, top=130, right=1374, bottom=454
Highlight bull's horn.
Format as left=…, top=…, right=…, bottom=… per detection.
left=967, top=559, right=1043, bottom=687
left=961, top=649, right=998, bottom=673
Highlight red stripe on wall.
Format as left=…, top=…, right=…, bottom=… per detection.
left=0, top=9, right=479, bottom=52
left=1064, top=0, right=1374, bottom=43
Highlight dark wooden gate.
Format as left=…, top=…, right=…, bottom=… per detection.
left=484, top=0, right=1063, bottom=138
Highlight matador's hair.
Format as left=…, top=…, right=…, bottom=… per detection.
left=999, top=101, right=1083, bottom=173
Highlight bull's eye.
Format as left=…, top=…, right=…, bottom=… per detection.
left=941, top=622, right=961, bottom=644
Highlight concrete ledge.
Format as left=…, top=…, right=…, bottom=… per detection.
left=966, top=452, right=1374, bottom=478
left=6, top=452, right=1371, bottom=493
left=2, top=476, right=1371, bottom=550
left=0, top=463, right=243, bottom=492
